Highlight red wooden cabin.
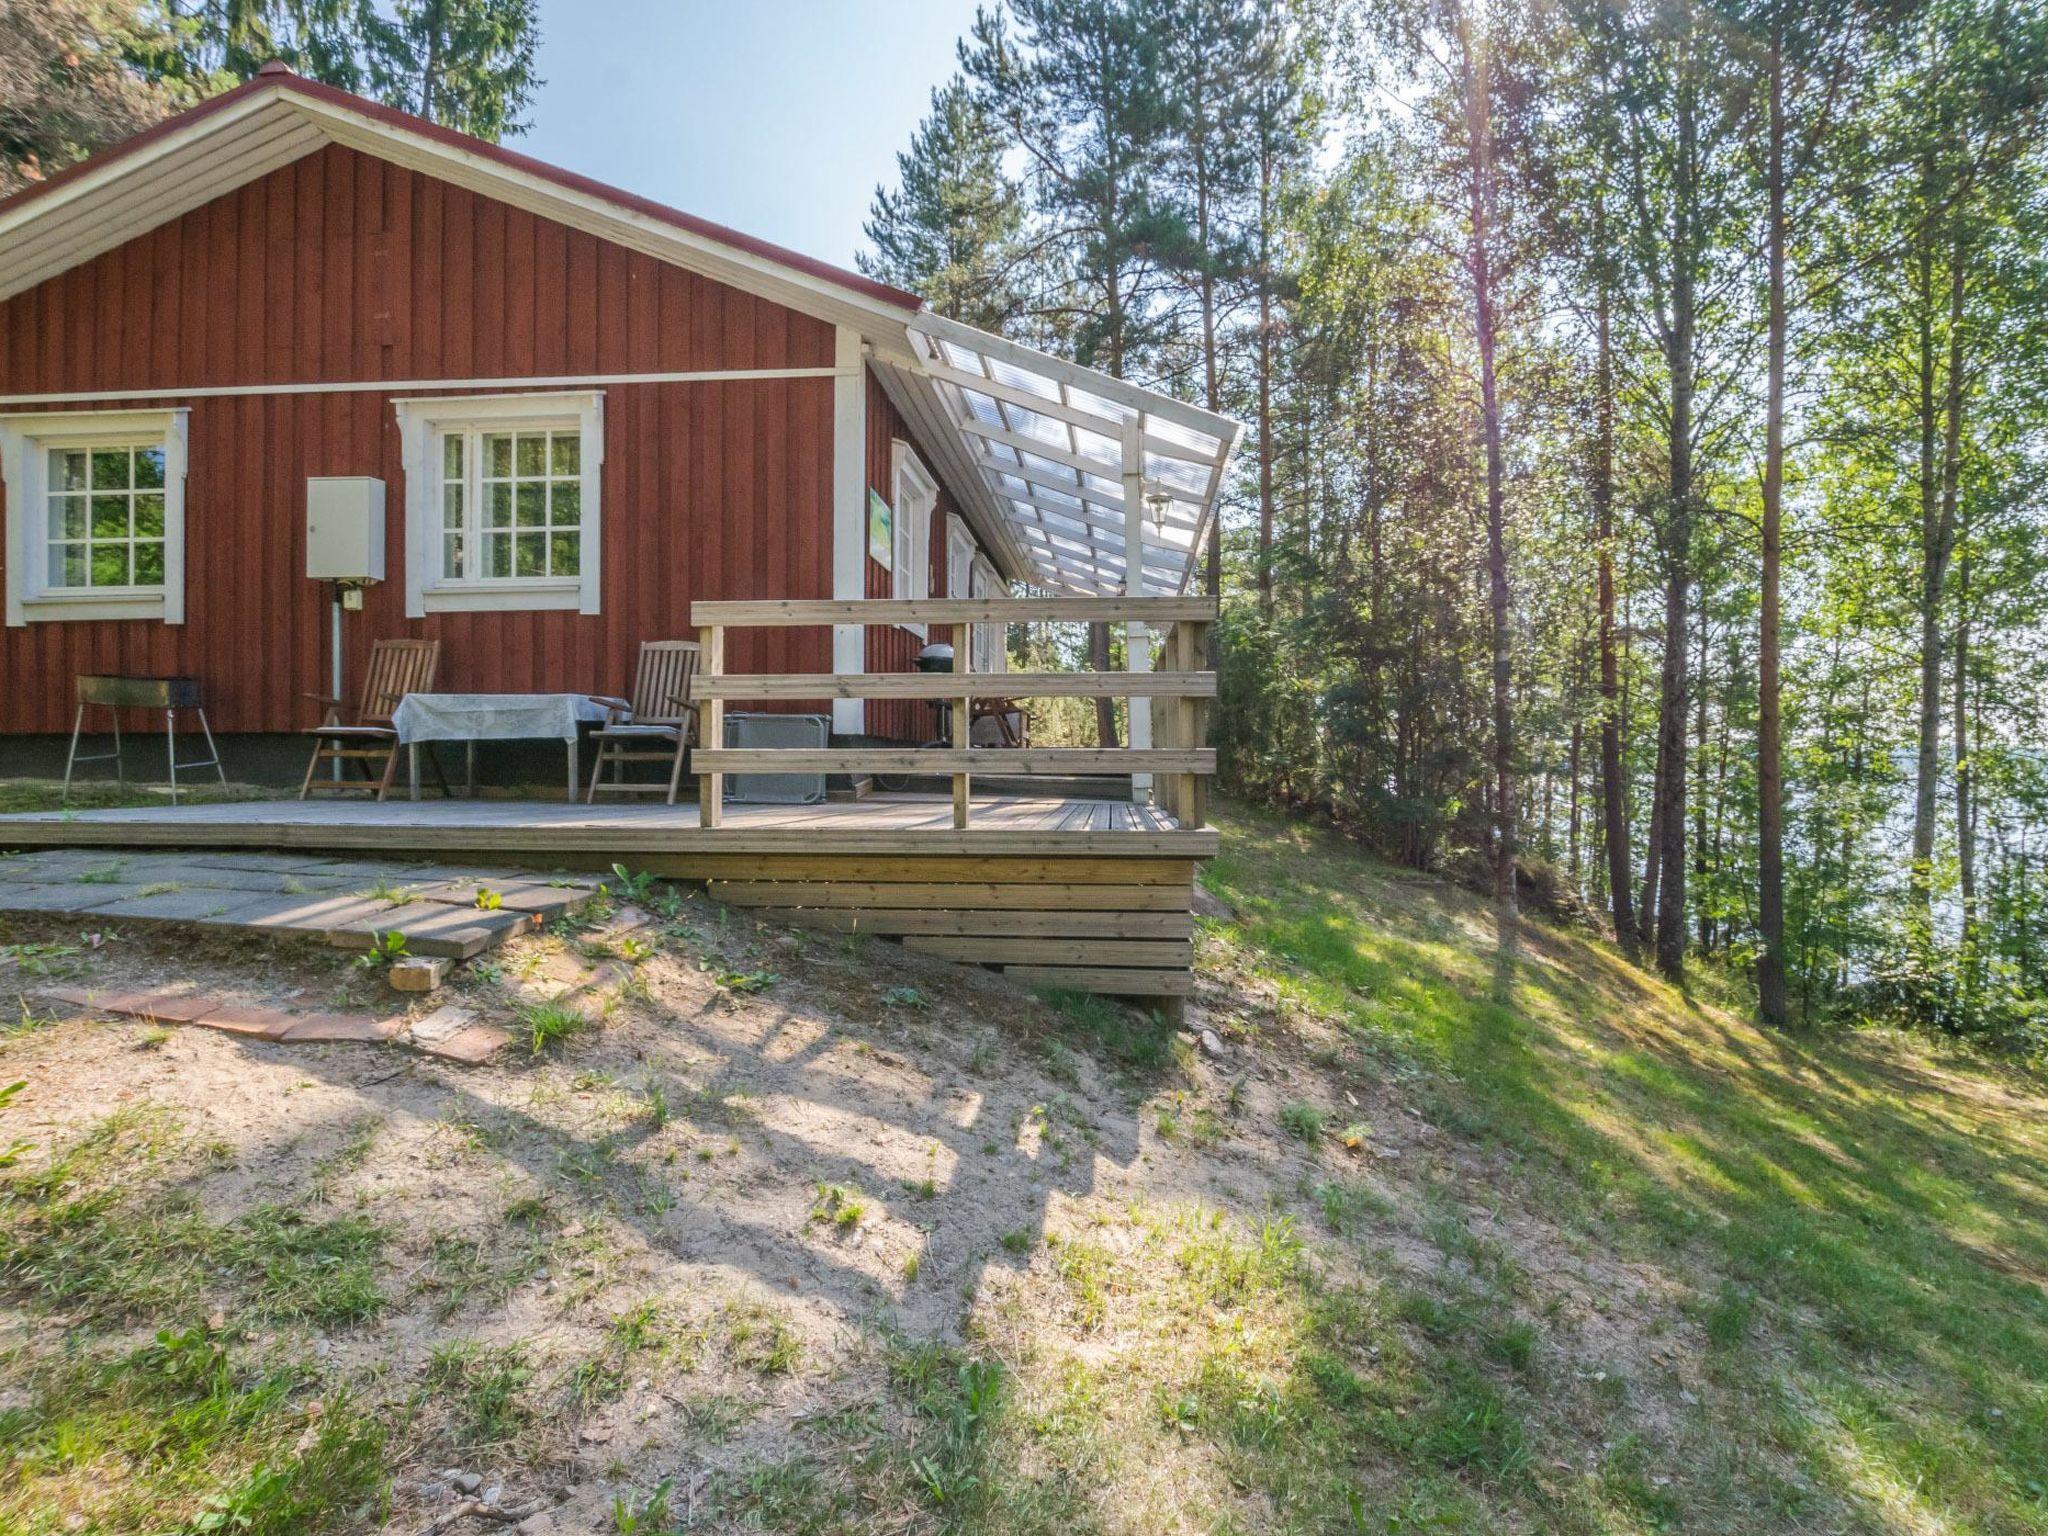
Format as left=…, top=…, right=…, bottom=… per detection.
left=0, top=65, right=1233, bottom=764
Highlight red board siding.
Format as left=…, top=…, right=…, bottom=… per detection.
left=0, top=144, right=835, bottom=735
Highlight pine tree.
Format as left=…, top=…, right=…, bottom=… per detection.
left=362, top=0, right=539, bottom=139
left=860, top=76, right=1027, bottom=329
left=962, top=0, right=1187, bottom=746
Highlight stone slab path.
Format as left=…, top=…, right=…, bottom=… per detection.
left=34, top=981, right=515, bottom=1064
left=0, top=848, right=604, bottom=958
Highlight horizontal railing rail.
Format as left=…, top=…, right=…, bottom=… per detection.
left=695, top=671, right=1217, bottom=701
left=688, top=595, right=1215, bottom=832
left=691, top=748, right=1215, bottom=775
left=690, top=597, right=1218, bottom=626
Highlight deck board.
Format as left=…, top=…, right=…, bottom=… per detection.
left=0, top=793, right=1217, bottom=859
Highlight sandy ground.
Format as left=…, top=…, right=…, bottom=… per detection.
left=1, top=883, right=1358, bottom=1532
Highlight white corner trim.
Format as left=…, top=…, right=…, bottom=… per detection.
left=1, top=407, right=187, bottom=627
left=394, top=390, right=604, bottom=618
left=830, top=327, right=866, bottom=735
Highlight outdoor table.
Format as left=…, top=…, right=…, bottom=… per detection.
left=390, top=693, right=609, bottom=802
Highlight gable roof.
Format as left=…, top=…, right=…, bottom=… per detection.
left=0, top=66, right=1240, bottom=596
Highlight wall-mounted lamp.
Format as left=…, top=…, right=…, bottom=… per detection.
left=1144, top=490, right=1174, bottom=535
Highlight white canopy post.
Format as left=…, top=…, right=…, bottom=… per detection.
left=1122, top=413, right=1152, bottom=804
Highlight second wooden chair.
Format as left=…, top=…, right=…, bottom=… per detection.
left=299, top=638, right=441, bottom=800
left=586, top=640, right=701, bottom=805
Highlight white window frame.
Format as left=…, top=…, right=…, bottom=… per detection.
left=890, top=439, right=936, bottom=638
left=395, top=391, right=604, bottom=616
left=970, top=552, right=1006, bottom=674
left=2, top=408, right=187, bottom=627
left=946, top=513, right=975, bottom=601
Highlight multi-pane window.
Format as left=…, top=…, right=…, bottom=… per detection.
left=45, top=442, right=168, bottom=590
left=435, top=426, right=583, bottom=582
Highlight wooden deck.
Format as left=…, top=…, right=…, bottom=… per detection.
left=0, top=794, right=1212, bottom=857
left=0, top=794, right=1211, bottom=1002
left=0, top=594, right=1219, bottom=1004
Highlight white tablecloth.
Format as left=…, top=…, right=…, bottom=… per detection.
left=391, top=693, right=607, bottom=745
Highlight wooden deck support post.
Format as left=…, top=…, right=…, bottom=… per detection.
left=952, top=620, right=971, bottom=829
left=697, top=623, right=725, bottom=828
left=1120, top=414, right=1152, bottom=807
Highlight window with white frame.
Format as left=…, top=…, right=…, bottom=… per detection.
left=891, top=441, right=936, bottom=634
left=970, top=554, right=1006, bottom=674
left=395, top=392, right=603, bottom=616
left=1, top=408, right=187, bottom=627
left=439, top=424, right=584, bottom=581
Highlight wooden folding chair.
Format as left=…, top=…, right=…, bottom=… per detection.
left=299, top=638, right=442, bottom=800
left=586, top=640, right=701, bottom=805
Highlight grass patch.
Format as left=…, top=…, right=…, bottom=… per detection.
left=1034, top=987, right=1175, bottom=1073
left=1197, top=799, right=2048, bottom=1531
left=808, top=1182, right=867, bottom=1231
left=423, top=1340, right=533, bottom=1450
left=0, top=1107, right=384, bottom=1326
left=718, top=1301, right=801, bottom=1376
left=0, top=1325, right=386, bottom=1534
left=1278, top=1100, right=1325, bottom=1145
left=523, top=999, right=589, bottom=1056
left=568, top=1300, right=705, bottom=1407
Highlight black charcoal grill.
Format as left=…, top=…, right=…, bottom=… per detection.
left=64, top=674, right=227, bottom=804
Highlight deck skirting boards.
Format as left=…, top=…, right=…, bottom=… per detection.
left=706, top=853, right=1198, bottom=1000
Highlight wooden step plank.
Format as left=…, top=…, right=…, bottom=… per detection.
left=1003, top=965, right=1195, bottom=997
left=695, top=671, right=1216, bottom=701
left=687, top=855, right=1193, bottom=885
left=706, top=881, right=1190, bottom=911
left=903, top=936, right=1192, bottom=967
left=773, top=907, right=1194, bottom=939
left=691, top=748, right=1214, bottom=775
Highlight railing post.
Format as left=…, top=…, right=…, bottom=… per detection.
left=1153, top=620, right=1181, bottom=822
left=1127, top=617, right=1153, bottom=805
left=1183, top=619, right=1211, bottom=829
left=952, top=620, right=971, bottom=828
left=697, top=623, right=725, bottom=828
left=1119, top=413, right=1152, bottom=807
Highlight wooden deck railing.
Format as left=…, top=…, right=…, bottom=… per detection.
left=688, top=596, right=1216, bottom=831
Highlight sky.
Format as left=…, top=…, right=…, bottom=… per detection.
left=518, top=1, right=984, bottom=274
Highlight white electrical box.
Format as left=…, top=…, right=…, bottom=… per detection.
left=305, top=477, right=386, bottom=581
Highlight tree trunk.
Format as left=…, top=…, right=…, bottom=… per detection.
left=1458, top=9, right=1516, bottom=918
left=419, top=0, right=445, bottom=123
left=1693, top=602, right=1710, bottom=953
left=1944, top=231, right=1972, bottom=968
left=1594, top=252, right=1635, bottom=952
left=1652, top=77, right=1698, bottom=980
left=1955, top=548, right=1976, bottom=969
left=1912, top=222, right=1966, bottom=920
left=1198, top=166, right=1222, bottom=602
left=1256, top=228, right=1275, bottom=614
left=1756, top=24, right=1790, bottom=1024
left=1090, top=622, right=1119, bottom=748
